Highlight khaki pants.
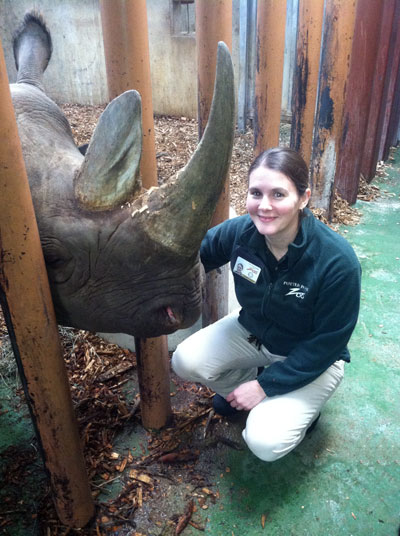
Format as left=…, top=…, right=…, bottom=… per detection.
left=172, top=310, right=345, bottom=462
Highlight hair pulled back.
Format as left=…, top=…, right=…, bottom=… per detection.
left=248, top=147, right=310, bottom=196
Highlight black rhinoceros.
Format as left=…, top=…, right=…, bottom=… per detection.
left=10, top=12, right=234, bottom=338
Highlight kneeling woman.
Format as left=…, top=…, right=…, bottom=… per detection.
left=172, top=147, right=361, bottom=462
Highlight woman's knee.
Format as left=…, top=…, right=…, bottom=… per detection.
left=171, top=345, right=191, bottom=379
left=242, top=407, right=301, bottom=462
left=171, top=341, right=205, bottom=382
left=242, top=427, right=288, bottom=462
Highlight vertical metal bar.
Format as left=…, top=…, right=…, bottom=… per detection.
left=334, top=0, right=383, bottom=204
left=100, top=0, right=157, bottom=186
left=309, top=0, right=357, bottom=217
left=0, top=40, right=94, bottom=528
left=254, top=0, right=287, bottom=154
left=360, top=0, right=397, bottom=182
left=238, top=0, right=249, bottom=132
left=290, top=0, right=324, bottom=166
left=196, top=0, right=232, bottom=327
left=100, top=0, right=171, bottom=430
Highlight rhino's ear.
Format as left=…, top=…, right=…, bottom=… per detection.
left=74, top=90, right=142, bottom=211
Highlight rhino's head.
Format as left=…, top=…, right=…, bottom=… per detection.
left=13, top=37, right=234, bottom=338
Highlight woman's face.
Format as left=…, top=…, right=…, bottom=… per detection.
left=246, top=166, right=311, bottom=241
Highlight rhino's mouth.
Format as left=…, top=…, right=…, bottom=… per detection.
left=157, top=303, right=198, bottom=335
left=163, top=305, right=181, bottom=330
left=166, top=306, right=177, bottom=322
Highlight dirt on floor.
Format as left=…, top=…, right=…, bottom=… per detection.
left=0, top=106, right=384, bottom=535
left=0, top=323, right=242, bottom=535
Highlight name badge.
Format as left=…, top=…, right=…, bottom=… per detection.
left=233, top=256, right=261, bottom=284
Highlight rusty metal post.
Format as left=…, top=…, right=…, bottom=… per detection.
left=196, top=0, right=232, bottom=327
left=309, top=0, right=357, bottom=218
left=0, top=40, right=94, bottom=528
left=100, top=0, right=157, bottom=185
left=100, top=0, right=171, bottom=429
left=334, top=0, right=383, bottom=204
left=361, top=0, right=397, bottom=182
left=254, top=0, right=287, bottom=154
left=290, top=0, right=324, bottom=166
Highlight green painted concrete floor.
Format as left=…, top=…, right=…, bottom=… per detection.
left=1, top=149, right=400, bottom=535
left=199, top=153, right=400, bottom=535
left=182, top=151, right=400, bottom=536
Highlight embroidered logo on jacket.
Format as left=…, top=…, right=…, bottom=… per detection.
left=285, top=287, right=305, bottom=299
left=283, top=281, right=309, bottom=299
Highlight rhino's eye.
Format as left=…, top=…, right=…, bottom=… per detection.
left=46, top=254, right=65, bottom=268
left=45, top=246, right=70, bottom=267
left=43, top=242, right=74, bottom=283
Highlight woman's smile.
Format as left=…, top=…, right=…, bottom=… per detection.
left=258, top=214, right=276, bottom=222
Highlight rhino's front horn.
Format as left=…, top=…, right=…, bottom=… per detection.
left=136, top=42, right=235, bottom=257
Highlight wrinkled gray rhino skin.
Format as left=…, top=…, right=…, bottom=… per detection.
left=9, top=12, right=234, bottom=338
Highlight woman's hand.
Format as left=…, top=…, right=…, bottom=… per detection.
left=226, top=380, right=266, bottom=411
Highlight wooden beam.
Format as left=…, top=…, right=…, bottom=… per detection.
left=334, top=0, right=383, bottom=204
left=134, top=336, right=171, bottom=429
left=100, top=0, right=171, bottom=430
left=196, top=0, right=232, bottom=327
left=360, top=0, right=397, bottom=182
left=384, top=63, right=400, bottom=155
left=196, top=0, right=232, bottom=138
left=309, top=0, right=357, bottom=217
left=238, top=0, right=249, bottom=133
left=378, top=1, right=400, bottom=162
left=100, top=0, right=157, bottom=185
left=290, top=0, right=324, bottom=166
left=254, top=0, right=287, bottom=154
left=0, top=40, right=94, bottom=528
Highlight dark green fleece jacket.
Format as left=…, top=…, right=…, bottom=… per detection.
left=200, top=209, right=361, bottom=397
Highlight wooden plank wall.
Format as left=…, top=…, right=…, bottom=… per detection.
left=253, top=0, right=400, bottom=218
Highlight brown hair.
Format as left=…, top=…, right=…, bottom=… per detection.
left=248, top=147, right=309, bottom=196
